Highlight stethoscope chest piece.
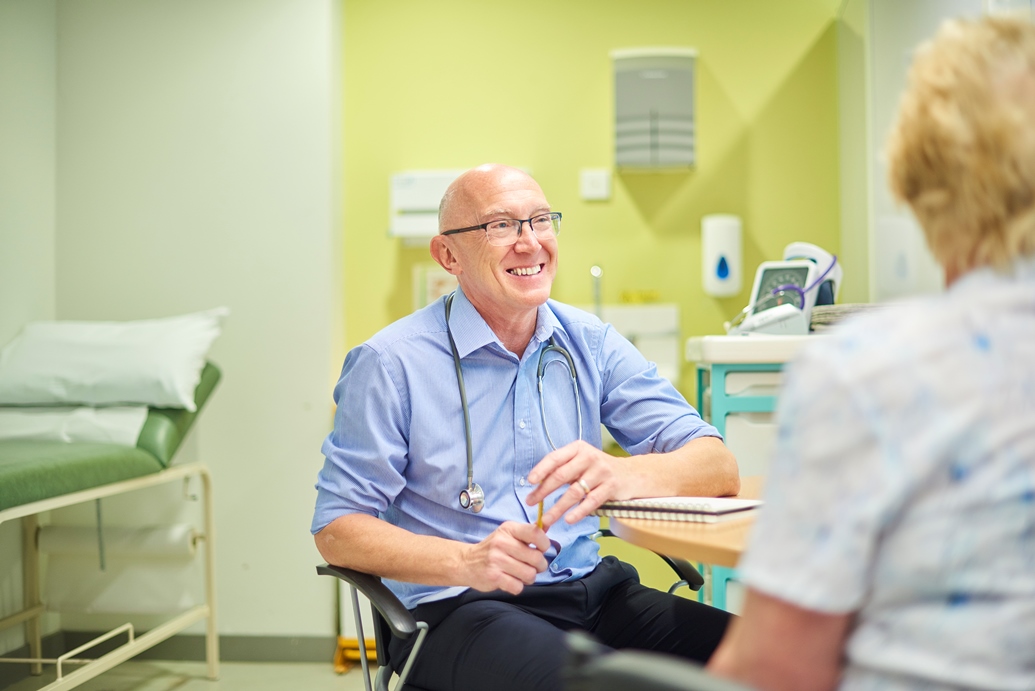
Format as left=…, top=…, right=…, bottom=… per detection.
left=458, top=483, right=485, bottom=513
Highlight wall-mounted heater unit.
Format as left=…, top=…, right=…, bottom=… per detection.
left=612, top=47, right=697, bottom=169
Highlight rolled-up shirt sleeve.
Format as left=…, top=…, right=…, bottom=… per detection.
left=596, top=324, right=721, bottom=455
left=311, top=344, right=411, bottom=533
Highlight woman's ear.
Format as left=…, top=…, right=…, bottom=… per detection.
left=430, top=235, right=461, bottom=276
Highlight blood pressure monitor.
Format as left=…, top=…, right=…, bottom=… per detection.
left=725, top=243, right=842, bottom=336
left=750, top=260, right=818, bottom=314
left=727, top=259, right=820, bottom=336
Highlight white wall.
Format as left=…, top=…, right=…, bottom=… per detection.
left=50, top=0, right=342, bottom=638
left=840, top=0, right=984, bottom=303
left=0, top=0, right=342, bottom=648
left=868, top=0, right=983, bottom=301
left=0, top=0, right=58, bottom=656
left=0, top=0, right=56, bottom=345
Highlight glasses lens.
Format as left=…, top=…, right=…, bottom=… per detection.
left=484, top=219, right=520, bottom=246
left=531, top=213, right=561, bottom=238
left=483, top=214, right=562, bottom=247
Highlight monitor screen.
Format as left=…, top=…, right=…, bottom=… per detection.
left=753, top=266, right=811, bottom=313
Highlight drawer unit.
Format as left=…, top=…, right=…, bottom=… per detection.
left=725, top=411, right=778, bottom=478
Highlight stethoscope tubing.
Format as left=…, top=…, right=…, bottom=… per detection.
left=445, top=292, right=583, bottom=513
left=537, top=345, right=583, bottom=452
left=444, top=294, right=476, bottom=490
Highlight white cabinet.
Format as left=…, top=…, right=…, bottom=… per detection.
left=687, top=335, right=819, bottom=477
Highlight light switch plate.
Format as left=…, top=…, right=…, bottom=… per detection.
left=580, top=168, right=612, bottom=201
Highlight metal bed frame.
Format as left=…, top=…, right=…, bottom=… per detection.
left=0, top=462, right=219, bottom=689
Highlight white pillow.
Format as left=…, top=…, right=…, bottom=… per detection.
left=0, top=308, right=228, bottom=411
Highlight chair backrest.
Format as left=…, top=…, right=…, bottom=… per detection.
left=564, top=632, right=756, bottom=691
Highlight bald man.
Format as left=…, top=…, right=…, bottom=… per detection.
left=313, top=164, right=739, bottom=691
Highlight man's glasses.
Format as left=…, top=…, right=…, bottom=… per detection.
left=442, top=212, right=562, bottom=247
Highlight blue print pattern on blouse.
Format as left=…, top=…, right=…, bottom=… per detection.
left=737, top=256, right=1035, bottom=691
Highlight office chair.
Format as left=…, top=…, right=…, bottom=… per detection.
left=316, top=563, right=430, bottom=691
left=597, top=528, right=705, bottom=593
left=317, top=532, right=704, bottom=691
left=564, top=631, right=757, bottom=691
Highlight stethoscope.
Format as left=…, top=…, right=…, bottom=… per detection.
left=445, top=292, right=583, bottom=512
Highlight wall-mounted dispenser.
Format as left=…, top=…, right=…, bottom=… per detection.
left=389, top=170, right=464, bottom=241
left=701, top=214, right=742, bottom=297
left=612, top=47, right=696, bottom=169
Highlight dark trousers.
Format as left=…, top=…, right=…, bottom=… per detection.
left=387, top=556, right=731, bottom=691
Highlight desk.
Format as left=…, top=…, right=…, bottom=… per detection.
left=608, top=476, right=764, bottom=569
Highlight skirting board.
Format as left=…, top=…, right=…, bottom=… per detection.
left=1, top=632, right=337, bottom=687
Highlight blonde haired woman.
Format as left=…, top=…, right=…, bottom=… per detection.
left=708, top=16, right=1035, bottom=691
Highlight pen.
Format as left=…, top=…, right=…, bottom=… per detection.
left=536, top=501, right=544, bottom=530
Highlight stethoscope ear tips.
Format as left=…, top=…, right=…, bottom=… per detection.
left=459, top=484, right=485, bottom=513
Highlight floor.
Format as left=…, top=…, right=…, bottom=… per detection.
left=5, top=660, right=371, bottom=691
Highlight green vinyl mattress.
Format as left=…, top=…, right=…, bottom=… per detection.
left=0, top=362, right=220, bottom=512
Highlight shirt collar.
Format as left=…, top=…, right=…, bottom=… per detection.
left=951, top=252, right=1035, bottom=294
left=445, top=287, right=564, bottom=359
left=532, top=300, right=563, bottom=347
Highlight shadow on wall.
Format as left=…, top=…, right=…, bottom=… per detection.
left=618, top=171, right=695, bottom=226
left=741, top=20, right=839, bottom=267
left=618, top=20, right=839, bottom=328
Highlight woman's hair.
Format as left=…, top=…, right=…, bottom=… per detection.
left=887, top=16, right=1035, bottom=274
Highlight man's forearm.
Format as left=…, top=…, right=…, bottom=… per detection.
left=616, top=436, right=740, bottom=499
left=315, top=512, right=550, bottom=595
left=315, top=513, right=467, bottom=586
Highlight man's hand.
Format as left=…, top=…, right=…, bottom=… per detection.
left=460, top=521, right=550, bottom=595
left=525, top=440, right=624, bottom=529
left=524, top=437, right=741, bottom=529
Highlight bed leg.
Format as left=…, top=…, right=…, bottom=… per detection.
left=200, top=469, right=220, bottom=680
left=21, top=515, right=42, bottom=676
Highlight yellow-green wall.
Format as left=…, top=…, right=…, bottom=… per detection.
left=343, top=0, right=841, bottom=398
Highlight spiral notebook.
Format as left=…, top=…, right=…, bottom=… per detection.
left=594, top=496, right=762, bottom=523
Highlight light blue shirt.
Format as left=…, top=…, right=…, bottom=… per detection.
left=312, top=287, right=719, bottom=609
left=739, top=256, right=1035, bottom=691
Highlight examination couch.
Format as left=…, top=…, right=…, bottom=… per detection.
left=0, top=363, right=221, bottom=689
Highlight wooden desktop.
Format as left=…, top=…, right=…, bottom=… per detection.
left=607, top=475, right=764, bottom=568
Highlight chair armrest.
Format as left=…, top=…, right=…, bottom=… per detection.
left=657, top=555, right=705, bottom=592
left=316, top=563, right=418, bottom=639
left=565, top=632, right=755, bottom=691
left=598, top=529, right=705, bottom=592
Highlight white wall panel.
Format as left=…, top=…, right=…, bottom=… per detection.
left=840, top=0, right=984, bottom=303
left=0, top=0, right=58, bottom=656
left=53, top=0, right=342, bottom=637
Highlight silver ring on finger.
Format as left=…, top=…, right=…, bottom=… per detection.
left=577, top=479, right=591, bottom=496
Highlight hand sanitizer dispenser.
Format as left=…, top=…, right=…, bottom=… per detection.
left=702, top=214, right=742, bottom=297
